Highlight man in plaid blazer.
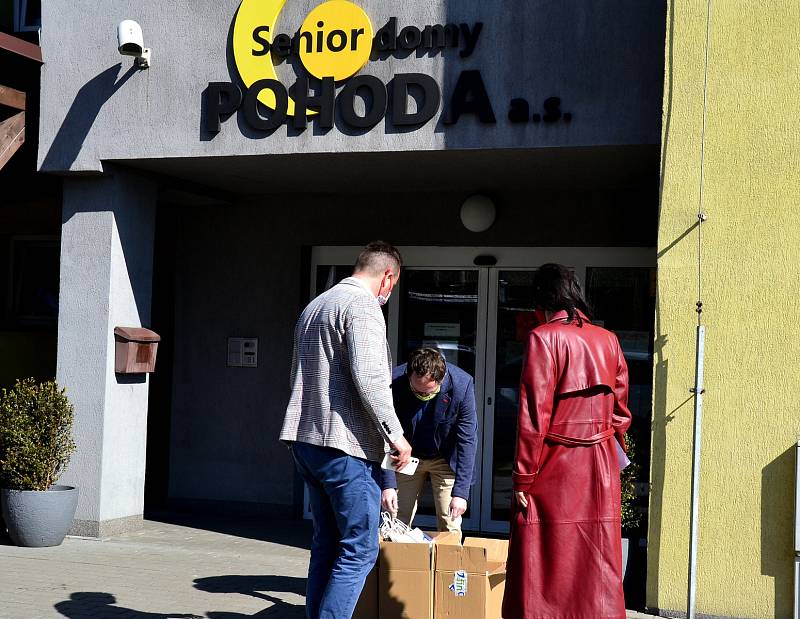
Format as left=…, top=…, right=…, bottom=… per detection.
left=281, top=241, right=412, bottom=619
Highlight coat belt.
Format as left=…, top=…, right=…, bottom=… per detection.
left=545, top=427, right=615, bottom=447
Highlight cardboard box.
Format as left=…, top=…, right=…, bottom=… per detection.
left=353, top=563, right=378, bottom=619
left=379, top=531, right=461, bottom=619
left=434, top=537, right=509, bottom=619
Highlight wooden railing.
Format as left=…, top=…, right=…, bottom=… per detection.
left=0, top=85, right=26, bottom=171
left=0, top=32, right=42, bottom=171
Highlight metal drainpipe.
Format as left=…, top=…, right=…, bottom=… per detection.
left=687, top=322, right=706, bottom=619
left=686, top=0, right=714, bottom=608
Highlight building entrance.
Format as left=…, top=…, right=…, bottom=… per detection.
left=310, top=246, right=655, bottom=533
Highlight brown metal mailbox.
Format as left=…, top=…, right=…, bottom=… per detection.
left=114, top=327, right=160, bottom=374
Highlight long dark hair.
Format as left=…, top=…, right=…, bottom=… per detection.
left=532, top=263, right=592, bottom=326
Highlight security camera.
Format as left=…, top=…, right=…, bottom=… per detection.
left=117, top=20, right=151, bottom=68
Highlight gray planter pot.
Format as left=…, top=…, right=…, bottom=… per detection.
left=1, top=485, right=79, bottom=547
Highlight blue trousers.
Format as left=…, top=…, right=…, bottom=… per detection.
left=291, top=442, right=381, bottom=619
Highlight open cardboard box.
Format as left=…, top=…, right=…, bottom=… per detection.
left=380, top=531, right=461, bottom=619
left=434, top=537, right=509, bottom=619
left=354, top=531, right=460, bottom=619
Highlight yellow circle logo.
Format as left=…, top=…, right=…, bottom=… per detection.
left=299, top=1, right=373, bottom=81
left=232, top=0, right=373, bottom=117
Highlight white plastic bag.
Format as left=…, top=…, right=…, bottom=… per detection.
left=380, top=511, right=432, bottom=543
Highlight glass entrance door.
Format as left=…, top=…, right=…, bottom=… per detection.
left=309, top=247, right=655, bottom=533
left=481, top=270, right=538, bottom=530
left=397, top=266, right=588, bottom=532
left=393, top=268, right=487, bottom=532
left=394, top=267, right=547, bottom=532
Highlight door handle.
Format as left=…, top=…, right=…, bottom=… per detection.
left=487, top=397, right=492, bottom=405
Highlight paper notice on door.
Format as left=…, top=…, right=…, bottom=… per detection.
left=424, top=323, right=461, bottom=337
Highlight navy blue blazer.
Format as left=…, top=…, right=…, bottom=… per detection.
left=381, top=363, right=478, bottom=500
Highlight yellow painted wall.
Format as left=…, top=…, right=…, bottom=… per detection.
left=650, top=1, right=800, bottom=617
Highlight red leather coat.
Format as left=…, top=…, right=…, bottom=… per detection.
left=502, top=311, right=632, bottom=619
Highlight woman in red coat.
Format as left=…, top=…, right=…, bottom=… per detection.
left=503, top=264, right=632, bottom=619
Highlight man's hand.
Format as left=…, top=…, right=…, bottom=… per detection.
left=382, top=488, right=398, bottom=514
left=448, top=496, right=468, bottom=520
left=389, top=435, right=412, bottom=470
left=515, top=491, right=529, bottom=509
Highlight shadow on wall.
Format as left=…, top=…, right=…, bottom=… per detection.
left=647, top=230, right=701, bottom=610
left=761, top=445, right=796, bottom=619
left=194, top=574, right=306, bottom=618
left=657, top=0, right=676, bottom=222
left=646, top=283, right=674, bottom=609
left=647, top=0, right=677, bottom=609
left=40, top=64, right=138, bottom=171
left=55, top=592, right=202, bottom=618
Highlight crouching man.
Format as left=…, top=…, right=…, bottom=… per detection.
left=381, top=348, right=477, bottom=533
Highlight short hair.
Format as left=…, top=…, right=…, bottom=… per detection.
left=353, top=241, right=403, bottom=277
left=532, top=263, right=592, bottom=326
left=408, top=348, right=446, bottom=382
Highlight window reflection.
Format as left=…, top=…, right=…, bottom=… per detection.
left=491, top=271, right=537, bottom=521
left=397, top=269, right=479, bottom=520
left=398, top=270, right=479, bottom=376
left=586, top=267, right=655, bottom=537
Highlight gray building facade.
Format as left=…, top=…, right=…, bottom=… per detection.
left=39, top=0, right=665, bottom=539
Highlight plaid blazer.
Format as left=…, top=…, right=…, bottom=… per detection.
left=280, top=277, right=404, bottom=462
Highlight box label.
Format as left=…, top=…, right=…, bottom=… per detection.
left=449, top=570, right=468, bottom=597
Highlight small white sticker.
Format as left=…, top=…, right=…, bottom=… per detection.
left=449, top=570, right=468, bottom=597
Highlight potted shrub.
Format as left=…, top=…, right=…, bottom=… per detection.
left=0, top=378, right=78, bottom=547
left=620, top=432, right=642, bottom=577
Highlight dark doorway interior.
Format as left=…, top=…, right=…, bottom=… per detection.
left=143, top=202, right=178, bottom=511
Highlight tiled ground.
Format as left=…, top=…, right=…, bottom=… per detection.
left=0, top=515, right=657, bottom=618
left=1, top=515, right=309, bottom=618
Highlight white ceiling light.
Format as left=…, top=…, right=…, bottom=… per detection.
left=460, top=195, right=496, bottom=232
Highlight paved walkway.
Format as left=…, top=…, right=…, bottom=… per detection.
left=0, top=514, right=658, bottom=618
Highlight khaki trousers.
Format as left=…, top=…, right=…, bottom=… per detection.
left=396, top=456, right=461, bottom=533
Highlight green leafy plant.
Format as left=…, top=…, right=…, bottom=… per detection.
left=0, top=378, right=76, bottom=491
left=621, top=432, right=642, bottom=533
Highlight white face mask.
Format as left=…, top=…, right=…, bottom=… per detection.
left=377, top=274, right=392, bottom=306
